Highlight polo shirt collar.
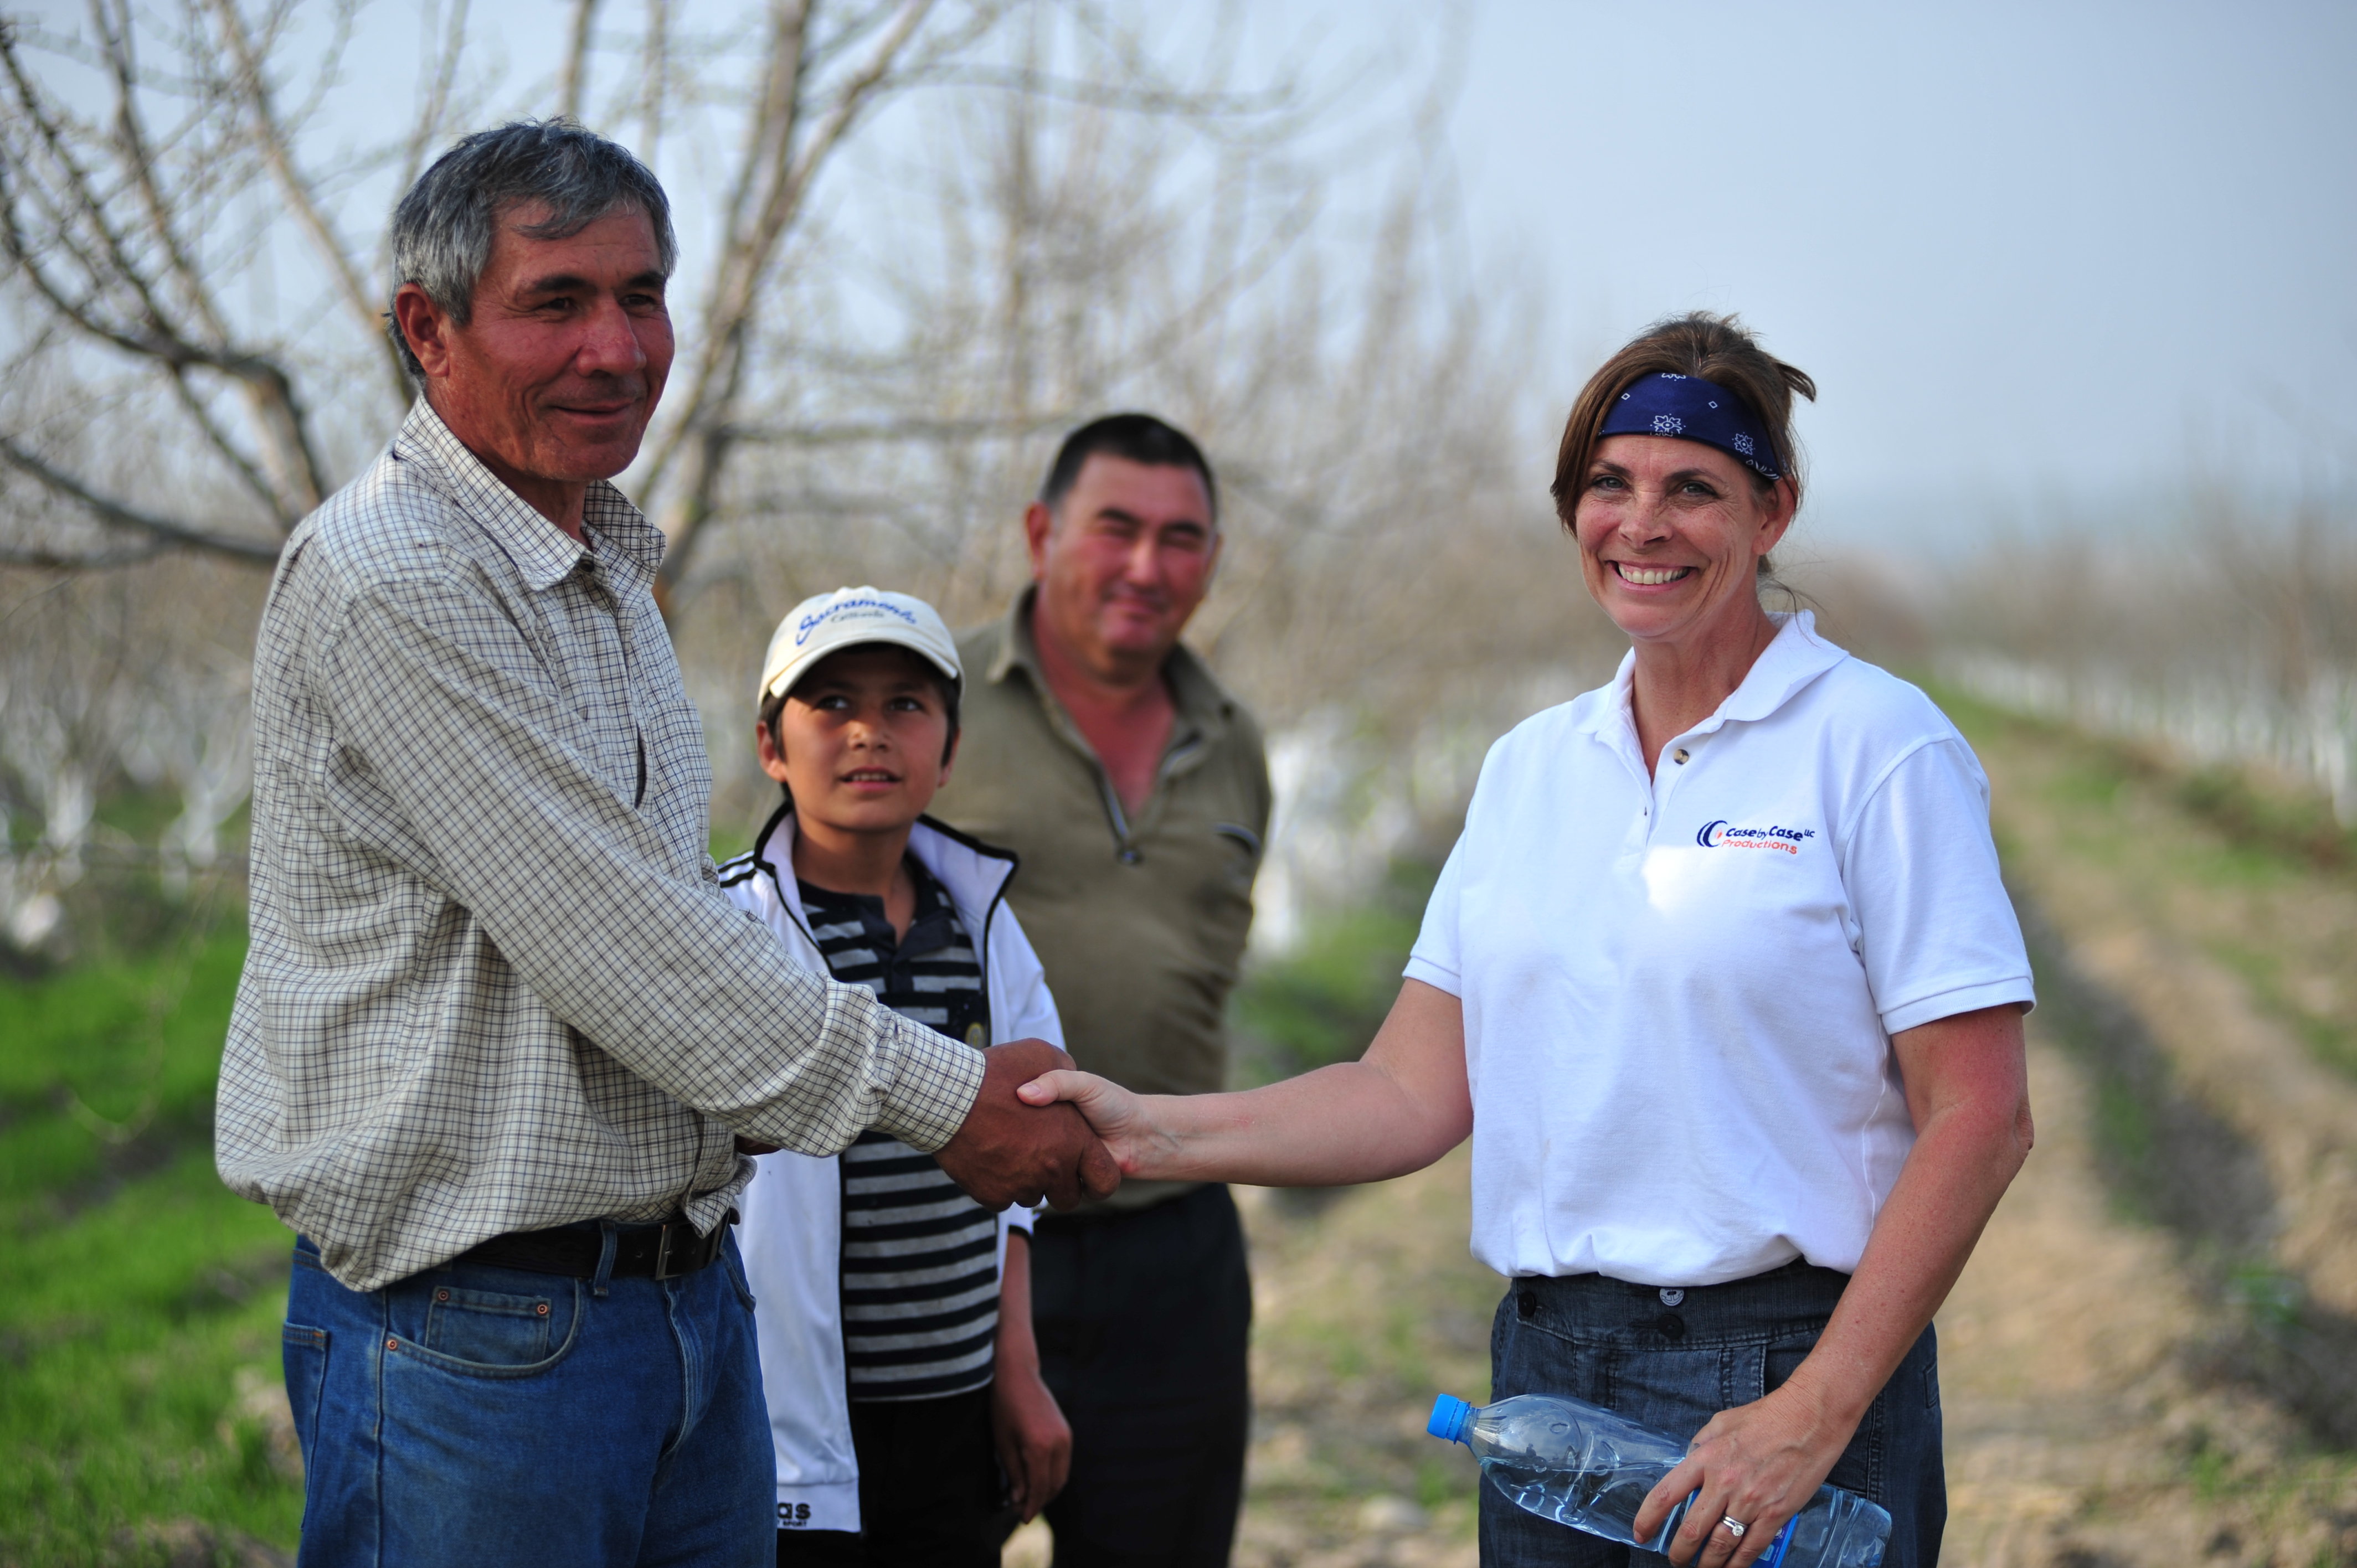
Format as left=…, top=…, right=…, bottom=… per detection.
left=1718, top=611, right=1847, bottom=724
left=1579, top=611, right=1848, bottom=745
left=985, top=585, right=1236, bottom=741
left=392, top=399, right=665, bottom=594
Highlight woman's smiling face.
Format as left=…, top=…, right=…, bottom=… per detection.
left=1572, top=434, right=1796, bottom=651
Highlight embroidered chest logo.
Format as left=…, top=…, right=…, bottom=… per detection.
left=1696, top=820, right=1817, bottom=855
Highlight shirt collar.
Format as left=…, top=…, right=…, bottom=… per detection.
left=392, top=399, right=666, bottom=594
left=986, top=584, right=1236, bottom=740
left=1716, top=610, right=1846, bottom=724
left=1579, top=610, right=1848, bottom=744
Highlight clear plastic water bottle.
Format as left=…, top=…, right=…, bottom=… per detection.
left=1427, top=1392, right=1891, bottom=1567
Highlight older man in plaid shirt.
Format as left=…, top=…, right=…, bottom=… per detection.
left=217, top=121, right=1115, bottom=1566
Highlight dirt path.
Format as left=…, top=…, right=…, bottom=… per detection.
left=1938, top=712, right=2357, bottom=1564
left=1938, top=1027, right=2341, bottom=1565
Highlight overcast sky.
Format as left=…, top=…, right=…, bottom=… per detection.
left=1417, top=1, right=2357, bottom=551
left=37, top=0, right=2348, bottom=555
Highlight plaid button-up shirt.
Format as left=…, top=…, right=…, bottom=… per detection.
left=218, top=401, right=984, bottom=1291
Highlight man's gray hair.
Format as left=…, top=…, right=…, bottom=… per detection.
left=387, top=120, right=677, bottom=381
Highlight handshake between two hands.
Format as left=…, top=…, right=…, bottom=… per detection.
left=734, top=1040, right=1144, bottom=1211
left=935, top=1039, right=1136, bottom=1211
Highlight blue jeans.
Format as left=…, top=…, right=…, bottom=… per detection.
left=1480, top=1263, right=1944, bottom=1568
left=282, top=1227, right=774, bottom=1567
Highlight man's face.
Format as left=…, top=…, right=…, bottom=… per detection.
left=399, top=203, right=673, bottom=496
left=1025, top=455, right=1219, bottom=679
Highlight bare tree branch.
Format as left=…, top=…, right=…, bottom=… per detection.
left=202, top=0, right=411, bottom=410
left=645, top=0, right=953, bottom=605
left=559, top=0, right=601, bottom=120
left=639, top=0, right=670, bottom=161
left=0, top=537, right=171, bottom=569
left=896, top=61, right=1302, bottom=122
left=2, top=437, right=284, bottom=561
left=393, top=0, right=472, bottom=212
left=719, top=411, right=1077, bottom=446
left=2, top=14, right=330, bottom=524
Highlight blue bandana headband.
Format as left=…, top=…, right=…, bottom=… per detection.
left=1596, top=372, right=1783, bottom=480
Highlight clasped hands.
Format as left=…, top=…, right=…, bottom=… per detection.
left=932, top=1041, right=1124, bottom=1210
left=732, top=1042, right=1127, bottom=1209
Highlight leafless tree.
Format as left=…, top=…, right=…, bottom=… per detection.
left=4, top=0, right=1542, bottom=951
left=661, top=45, right=1627, bottom=834
left=0, top=0, right=1309, bottom=598
left=1923, top=494, right=2357, bottom=821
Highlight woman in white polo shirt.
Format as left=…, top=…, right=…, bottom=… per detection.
left=1020, top=312, right=2035, bottom=1568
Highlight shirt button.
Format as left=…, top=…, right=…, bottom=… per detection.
left=1673, top=747, right=1691, bottom=765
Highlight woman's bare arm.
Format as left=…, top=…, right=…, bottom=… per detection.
left=1635, top=1003, right=2035, bottom=1567
left=1017, top=978, right=1473, bottom=1187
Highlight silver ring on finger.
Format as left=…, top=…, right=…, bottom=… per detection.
left=1720, top=1516, right=1748, bottom=1539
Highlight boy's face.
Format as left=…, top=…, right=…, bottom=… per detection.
left=756, top=645, right=956, bottom=835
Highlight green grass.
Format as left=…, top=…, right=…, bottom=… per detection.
left=0, top=900, right=303, bottom=1563
left=1932, top=683, right=2349, bottom=886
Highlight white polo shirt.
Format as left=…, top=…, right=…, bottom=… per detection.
left=1406, top=613, right=2033, bottom=1287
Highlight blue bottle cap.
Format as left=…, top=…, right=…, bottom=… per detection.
left=1427, top=1394, right=1473, bottom=1445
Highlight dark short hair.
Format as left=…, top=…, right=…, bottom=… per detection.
left=758, top=644, right=961, bottom=804
left=387, top=120, right=676, bottom=382
left=1038, top=414, right=1218, bottom=526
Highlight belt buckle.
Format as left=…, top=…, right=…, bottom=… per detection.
left=652, top=1221, right=680, bottom=1280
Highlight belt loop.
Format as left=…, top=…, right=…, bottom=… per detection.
left=592, top=1220, right=619, bottom=1298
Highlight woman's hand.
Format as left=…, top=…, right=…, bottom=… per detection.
left=1015, top=1068, right=1173, bottom=1179
left=1632, top=1379, right=1850, bottom=1567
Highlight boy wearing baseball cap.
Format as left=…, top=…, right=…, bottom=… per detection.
left=719, top=588, right=1071, bottom=1565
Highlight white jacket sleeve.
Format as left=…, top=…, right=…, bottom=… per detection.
left=990, top=900, right=1066, bottom=1049
left=991, top=900, right=1063, bottom=1240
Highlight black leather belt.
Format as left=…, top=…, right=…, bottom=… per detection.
left=455, top=1211, right=733, bottom=1280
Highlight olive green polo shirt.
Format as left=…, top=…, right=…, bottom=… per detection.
left=930, top=590, right=1272, bottom=1212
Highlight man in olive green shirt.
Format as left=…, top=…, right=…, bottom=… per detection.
left=930, top=414, right=1269, bottom=1566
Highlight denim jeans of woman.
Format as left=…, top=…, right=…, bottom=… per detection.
left=1479, top=1263, right=1944, bottom=1568
left=282, top=1226, right=774, bottom=1567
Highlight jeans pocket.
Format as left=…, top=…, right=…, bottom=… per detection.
left=397, top=1278, right=583, bottom=1379
left=722, top=1247, right=756, bottom=1313
left=281, top=1323, right=328, bottom=1474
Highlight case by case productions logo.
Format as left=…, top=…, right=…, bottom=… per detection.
left=1695, top=819, right=1817, bottom=855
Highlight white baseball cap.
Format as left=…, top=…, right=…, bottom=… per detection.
left=757, top=586, right=963, bottom=705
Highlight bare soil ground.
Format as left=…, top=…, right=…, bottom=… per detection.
left=1008, top=707, right=2357, bottom=1568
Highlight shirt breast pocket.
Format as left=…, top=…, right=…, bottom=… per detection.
left=1213, top=822, right=1263, bottom=892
